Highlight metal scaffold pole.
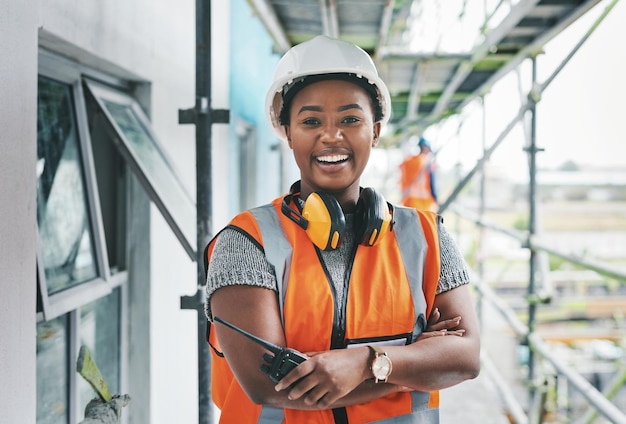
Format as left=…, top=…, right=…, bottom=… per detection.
left=525, top=54, right=542, bottom=415
left=179, top=1, right=229, bottom=423
left=193, top=0, right=213, bottom=419
left=438, top=0, right=621, bottom=216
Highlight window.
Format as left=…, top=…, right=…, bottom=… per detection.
left=36, top=54, right=129, bottom=424
left=36, top=70, right=117, bottom=322
left=78, top=288, right=122, bottom=412
left=36, top=288, right=122, bottom=424
left=36, top=49, right=194, bottom=424
left=85, top=80, right=196, bottom=259
left=36, top=314, right=69, bottom=424
left=37, top=77, right=99, bottom=295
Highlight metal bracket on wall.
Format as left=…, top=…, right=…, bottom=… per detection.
left=178, top=107, right=230, bottom=125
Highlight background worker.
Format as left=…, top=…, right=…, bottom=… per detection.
left=399, top=136, right=439, bottom=212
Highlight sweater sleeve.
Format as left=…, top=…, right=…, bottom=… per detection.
left=204, top=228, right=278, bottom=321
left=436, top=222, right=471, bottom=294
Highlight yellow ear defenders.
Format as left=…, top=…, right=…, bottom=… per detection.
left=281, top=182, right=394, bottom=251
left=354, top=187, right=394, bottom=247
left=281, top=190, right=346, bottom=250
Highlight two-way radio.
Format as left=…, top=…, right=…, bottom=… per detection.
left=213, top=316, right=307, bottom=383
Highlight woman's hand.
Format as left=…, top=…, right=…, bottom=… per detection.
left=417, top=307, right=465, bottom=340
left=273, top=346, right=372, bottom=409
left=274, top=307, right=466, bottom=407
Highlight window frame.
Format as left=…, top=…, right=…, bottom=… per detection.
left=84, top=79, right=197, bottom=260
left=37, top=53, right=121, bottom=321
left=37, top=49, right=132, bottom=424
left=36, top=47, right=191, bottom=424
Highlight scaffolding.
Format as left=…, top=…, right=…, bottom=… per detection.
left=186, top=1, right=626, bottom=422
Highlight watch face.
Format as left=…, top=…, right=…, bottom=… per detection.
left=372, top=355, right=392, bottom=380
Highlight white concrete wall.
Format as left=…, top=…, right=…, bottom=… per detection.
left=210, top=3, right=232, bottom=232
left=0, top=0, right=38, bottom=422
left=148, top=4, right=230, bottom=424
left=0, top=0, right=229, bottom=420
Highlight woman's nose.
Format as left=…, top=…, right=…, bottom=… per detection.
left=319, top=123, right=342, bottom=142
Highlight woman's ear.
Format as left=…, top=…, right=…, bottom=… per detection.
left=372, top=122, right=382, bottom=147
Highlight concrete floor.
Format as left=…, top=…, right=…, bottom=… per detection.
left=440, top=370, right=512, bottom=424
left=439, top=300, right=524, bottom=424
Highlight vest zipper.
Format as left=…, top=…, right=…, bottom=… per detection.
left=315, top=244, right=358, bottom=424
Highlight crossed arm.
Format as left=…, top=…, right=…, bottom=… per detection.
left=210, top=283, right=480, bottom=410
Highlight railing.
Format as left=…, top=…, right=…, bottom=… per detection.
left=457, top=207, right=626, bottom=423
left=433, top=1, right=625, bottom=422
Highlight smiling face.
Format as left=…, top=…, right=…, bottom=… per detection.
left=284, top=79, right=381, bottom=210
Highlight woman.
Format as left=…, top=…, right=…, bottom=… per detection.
left=205, top=35, right=480, bottom=423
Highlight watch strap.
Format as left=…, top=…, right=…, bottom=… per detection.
left=369, top=344, right=386, bottom=356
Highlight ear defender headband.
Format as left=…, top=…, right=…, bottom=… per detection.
left=281, top=183, right=394, bottom=251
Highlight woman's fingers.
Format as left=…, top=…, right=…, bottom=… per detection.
left=418, top=328, right=466, bottom=339
left=426, top=315, right=462, bottom=332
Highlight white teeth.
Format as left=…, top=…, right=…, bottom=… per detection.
left=317, top=154, right=348, bottom=163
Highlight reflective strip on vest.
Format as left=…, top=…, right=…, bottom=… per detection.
left=250, top=204, right=293, bottom=327
left=258, top=406, right=284, bottom=423
left=393, top=207, right=428, bottom=340
left=257, top=384, right=435, bottom=423
left=356, top=392, right=436, bottom=424
left=256, top=379, right=435, bottom=423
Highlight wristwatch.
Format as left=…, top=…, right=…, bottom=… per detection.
left=369, top=345, right=392, bottom=383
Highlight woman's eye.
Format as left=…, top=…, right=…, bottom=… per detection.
left=342, top=116, right=360, bottom=124
left=302, top=117, right=320, bottom=126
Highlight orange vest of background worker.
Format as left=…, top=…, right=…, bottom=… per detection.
left=205, top=194, right=442, bottom=423
left=400, top=137, right=438, bottom=212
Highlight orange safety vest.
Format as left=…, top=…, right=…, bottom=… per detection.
left=400, top=153, right=436, bottom=211
left=206, top=195, right=442, bottom=423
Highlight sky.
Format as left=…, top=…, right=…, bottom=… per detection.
left=405, top=0, right=626, bottom=176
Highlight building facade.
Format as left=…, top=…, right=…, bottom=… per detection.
left=0, top=0, right=290, bottom=423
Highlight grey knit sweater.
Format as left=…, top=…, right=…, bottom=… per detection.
left=205, top=213, right=470, bottom=321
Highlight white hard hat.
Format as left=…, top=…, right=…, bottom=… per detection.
left=265, top=35, right=392, bottom=141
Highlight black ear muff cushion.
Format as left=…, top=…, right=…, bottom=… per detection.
left=302, top=192, right=346, bottom=250
left=355, top=188, right=391, bottom=246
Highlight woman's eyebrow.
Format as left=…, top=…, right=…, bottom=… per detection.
left=297, top=105, right=322, bottom=114
left=297, top=104, right=363, bottom=115
left=338, top=103, right=363, bottom=112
